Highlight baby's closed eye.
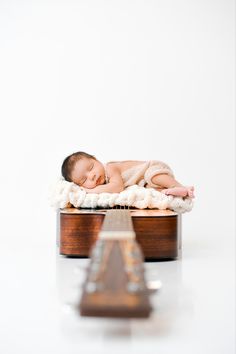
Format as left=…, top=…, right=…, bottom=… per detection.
left=79, top=177, right=86, bottom=185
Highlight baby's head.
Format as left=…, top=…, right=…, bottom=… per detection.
left=61, top=151, right=106, bottom=188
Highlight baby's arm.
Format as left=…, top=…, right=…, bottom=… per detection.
left=82, top=165, right=124, bottom=194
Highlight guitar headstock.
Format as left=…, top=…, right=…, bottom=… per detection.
left=79, top=210, right=152, bottom=318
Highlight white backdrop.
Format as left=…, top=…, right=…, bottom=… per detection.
left=0, top=0, right=234, bottom=241
left=0, top=0, right=235, bottom=353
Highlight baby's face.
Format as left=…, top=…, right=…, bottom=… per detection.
left=71, top=157, right=106, bottom=188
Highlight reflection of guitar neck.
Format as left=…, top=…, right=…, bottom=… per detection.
left=79, top=209, right=152, bottom=318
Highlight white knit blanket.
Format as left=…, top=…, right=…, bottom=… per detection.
left=49, top=178, right=194, bottom=213
left=50, top=178, right=193, bottom=213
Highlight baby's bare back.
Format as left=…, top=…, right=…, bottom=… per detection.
left=106, top=160, right=146, bottom=174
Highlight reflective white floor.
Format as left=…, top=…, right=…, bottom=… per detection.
left=0, top=208, right=235, bottom=354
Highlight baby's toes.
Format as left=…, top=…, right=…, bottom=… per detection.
left=188, top=189, right=194, bottom=198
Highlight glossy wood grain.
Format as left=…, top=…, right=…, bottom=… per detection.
left=58, top=208, right=181, bottom=260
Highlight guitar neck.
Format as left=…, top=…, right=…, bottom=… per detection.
left=79, top=209, right=152, bottom=318
left=99, top=209, right=136, bottom=240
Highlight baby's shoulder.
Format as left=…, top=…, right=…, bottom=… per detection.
left=105, top=162, right=121, bottom=174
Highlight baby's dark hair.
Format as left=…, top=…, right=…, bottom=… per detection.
left=61, top=151, right=96, bottom=182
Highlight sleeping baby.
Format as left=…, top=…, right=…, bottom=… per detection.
left=61, top=151, right=195, bottom=198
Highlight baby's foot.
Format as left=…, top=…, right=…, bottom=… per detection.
left=161, top=186, right=195, bottom=198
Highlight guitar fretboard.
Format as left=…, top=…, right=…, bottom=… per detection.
left=99, top=209, right=136, bottom=240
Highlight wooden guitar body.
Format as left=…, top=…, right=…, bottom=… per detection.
left=57, top=208, right=182, bottom=260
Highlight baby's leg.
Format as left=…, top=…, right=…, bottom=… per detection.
left=150, top=174, right=195, bottom=198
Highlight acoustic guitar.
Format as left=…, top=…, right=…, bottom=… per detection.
left=58, top=207, right=181, bottom=260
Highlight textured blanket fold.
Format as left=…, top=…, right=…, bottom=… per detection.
left=49, top=178, right=194, bottom=213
